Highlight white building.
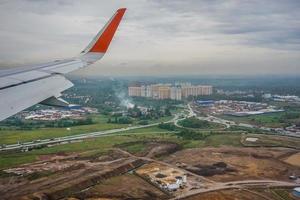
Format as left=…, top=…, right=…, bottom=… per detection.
left=170, top=86, right=182, bottom=101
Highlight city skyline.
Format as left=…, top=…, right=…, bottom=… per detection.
left=0, top=0, right=299, bottom=76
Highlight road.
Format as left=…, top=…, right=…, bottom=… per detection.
left=189, top=103, right=300, bottom=137
left=0, top=111, right=185, bottom=152
left=1, top=105, right=299, bottom=199
left=2, top=102, right=299, bottom=152
left=0, top=123, right=162, bottom=152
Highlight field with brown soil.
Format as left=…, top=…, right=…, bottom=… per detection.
left=164, top=147, right=300, bottom=182
left=73, top=174, right=169, bottom=200
left=0, top=150, right=146, bottom=200
left=284, top=152, right=300, bottom=167
left=183, top=189, right=266, bottom=200
left=183, top=188, right=296, bottom=200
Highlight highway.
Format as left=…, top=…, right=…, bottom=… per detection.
left=1, top=102, right=299, bottom=152
left=0, top=123, right=160, bottom=152
left=0, top=113, right=183, bottom=152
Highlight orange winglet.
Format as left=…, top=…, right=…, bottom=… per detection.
left=89, top=8, right=126, bottom=53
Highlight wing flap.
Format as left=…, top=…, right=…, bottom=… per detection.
left=0, top=75, right=73, bottom=121
left=0, top=77, right=22, bottom=88
left=40, top=59, right=84, bottom=74
left=6, top=71, right=50, bottom=82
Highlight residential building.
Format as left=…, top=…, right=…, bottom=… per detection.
left=128, top=83, right=213, bottom=100
left=170, top=86, right=182, bottom=100
left=128, top=86, right=141, bottom=97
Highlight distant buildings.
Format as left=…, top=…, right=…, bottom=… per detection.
left=21, top=107, right=98, bottom=121
left=196, top=100, right=284, bottom=117
left=128, top=86, right=142, bottom=97
left=128, top=83, right=213, bottom=100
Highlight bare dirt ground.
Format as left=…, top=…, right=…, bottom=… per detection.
left=0, top=150, right=146, bottom=200
left=182, top=188, right=297, bottom=200
left=1, top=143, right=299, bottom=200
left=283, top=152, right=300, bottom=167
left=164, top=147, right=300, bottom=182
left=73, top=174, right=169, bottom=200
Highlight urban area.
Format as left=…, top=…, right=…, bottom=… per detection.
left=0, top=77, right=299, bottom=200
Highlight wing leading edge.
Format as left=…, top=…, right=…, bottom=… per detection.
left=0, top=8, right=126, bottom=121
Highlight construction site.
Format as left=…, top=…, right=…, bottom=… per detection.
left=0, top=138, right=299, bottom=200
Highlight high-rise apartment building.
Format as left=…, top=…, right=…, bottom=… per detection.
left=181, top=85, right=213, bottom=97
left=128, top=83, right=212, bottom=100
left=158, top=86, right=171, bottom=99
left=170, top=86, right=182, bottom=100
left=128, top=86, right=141, bottom=97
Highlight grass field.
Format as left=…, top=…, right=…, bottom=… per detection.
left=0, top=127, right=178, bottom=169
left=0, top=122, right=128, bottom=145
left=181, top=133, right=242, bottom=148
left=179, top=117, right=224, bottom=130
left=0, top=129, right=246, bottom=169
left=0, top=113, right=177, bottom=145
left=220, top=112, right=287, bottom=128
left=241, top=134, right=300, bottom=149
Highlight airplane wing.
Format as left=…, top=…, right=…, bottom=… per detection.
left=0, top=8, right=126, bottom=121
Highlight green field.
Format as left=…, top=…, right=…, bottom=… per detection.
left=0, top=113, right=177, bottom=145
left=0, top=121, right=247, bottom=170
left=0, top=126, right=245, bottom=170
left=179, top=117, right=224, bottom=130
left=0, top=122, right=127, bottom=145
left=241, top=133, right=300, bottom=149
left=0, top=127, right=178, bottom=169
left=220, top=112, right=287, bottom=128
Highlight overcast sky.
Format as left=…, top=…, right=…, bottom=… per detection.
left=0, top=0, right=299, bottom=76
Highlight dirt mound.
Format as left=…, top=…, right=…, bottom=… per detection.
left=164, top=147, right=300, bottom=182
left=187, top=162, right=237, bottom=177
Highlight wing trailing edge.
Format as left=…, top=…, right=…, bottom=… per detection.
left=0, top=8, right=126, bottom=121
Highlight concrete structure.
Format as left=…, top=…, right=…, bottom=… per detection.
left=135, top=163, right=187, bottom=192
left=245, top=137, right=258, bottom=142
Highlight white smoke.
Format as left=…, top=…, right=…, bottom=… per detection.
left=115, top=89, right=134, bottom=109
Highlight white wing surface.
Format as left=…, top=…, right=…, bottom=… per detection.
left=0, top=8, right=126, bottom=121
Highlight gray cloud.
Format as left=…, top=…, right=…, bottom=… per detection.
left=0, top=0, right=299, bottom=75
